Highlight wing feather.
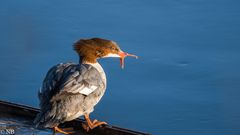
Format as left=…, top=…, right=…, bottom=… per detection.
left=38, top=63, right=104, bottom=107
left=35, top=62, right=104, bottom=127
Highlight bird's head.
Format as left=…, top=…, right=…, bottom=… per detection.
left=74, top=38, right=138, bottom=68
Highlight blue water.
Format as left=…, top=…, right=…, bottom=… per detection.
left=1, top=0, right=240, bottom=135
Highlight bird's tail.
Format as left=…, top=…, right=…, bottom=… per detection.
left=33, top=111, right=60, bottom=129
left=33, top=112, right=43, bottom=128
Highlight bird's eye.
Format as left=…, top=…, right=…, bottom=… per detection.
left=107, top=46, right=118, bottom=52
left=108, top=46, right=115, bottom=50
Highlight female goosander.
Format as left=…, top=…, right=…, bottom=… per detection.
left=34, top=38, right=137, bottom=134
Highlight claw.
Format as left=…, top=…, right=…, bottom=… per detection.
left=54, top=127, right=75, bottom=134
left=93, top=119, right=98, bottom=124
left=82, top=123, right=90, bottom=132
left=82, top=114, right=107, bottom=132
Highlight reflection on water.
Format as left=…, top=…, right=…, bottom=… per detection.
left=0, top=118, right=50, bottom=135
left=0, top=0, right=240, bottom=135
left=0, top=117, right=89, bottom=135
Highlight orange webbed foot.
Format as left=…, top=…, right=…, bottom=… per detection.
left=82, top=114, right=107, bottom=132
left=53, top=126, right=75, bottom=134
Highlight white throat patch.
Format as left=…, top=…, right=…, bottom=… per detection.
left=103, top=53, right=120, bottom=58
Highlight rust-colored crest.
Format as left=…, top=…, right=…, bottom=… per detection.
left=74, top=38, right=120, bottom=63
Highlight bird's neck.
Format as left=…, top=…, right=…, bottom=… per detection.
left=79, top=56, right=97, bottom=64
left=79, top=55, right=106, bottom=83
left=84, top=61, right=106, bottom=85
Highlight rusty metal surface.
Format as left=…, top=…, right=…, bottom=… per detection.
left=0, top=100, right=150, bottom=135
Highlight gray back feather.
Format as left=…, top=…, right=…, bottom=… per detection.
left=34, top=62, right=104, bottom=127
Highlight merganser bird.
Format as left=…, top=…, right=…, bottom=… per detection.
left=33, top=38, right=137, bottom=134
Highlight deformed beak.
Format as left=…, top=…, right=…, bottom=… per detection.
left=119, top=51, right=138, bottom=69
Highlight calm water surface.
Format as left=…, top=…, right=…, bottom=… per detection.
left=0, top=0, right=240, bottom=135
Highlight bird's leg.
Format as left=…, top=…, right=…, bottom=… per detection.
left=82, top=114, right=107, bottom=132
left=53, top=126, right=74, bottom=135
